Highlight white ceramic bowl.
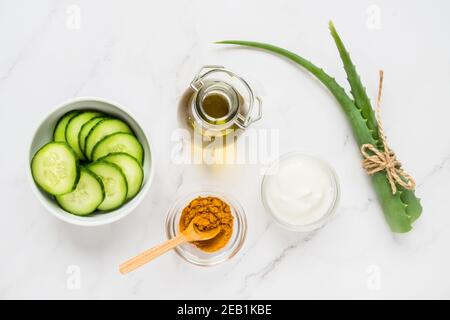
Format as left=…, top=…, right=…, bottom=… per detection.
left=27, top=97, right=154, bottom=226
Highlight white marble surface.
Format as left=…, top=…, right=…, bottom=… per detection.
left=1, top=0, right=450, bottom=300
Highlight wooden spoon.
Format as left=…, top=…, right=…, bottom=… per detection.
left=119, top=217, right=220, bottom=274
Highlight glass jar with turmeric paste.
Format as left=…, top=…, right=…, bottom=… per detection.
left=165, top=189, right=247, bottom=266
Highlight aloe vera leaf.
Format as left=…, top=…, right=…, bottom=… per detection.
left=216, top=40, right=375, bottom=147
left=371, top=173, right=412, bottom=232
left=328, top=21, right=380, bottom=147
left=326, top=23, right=423, bottom=228
left=399, top=187, right=422, bottom=223
left=217, top=40, right=422, bottom=233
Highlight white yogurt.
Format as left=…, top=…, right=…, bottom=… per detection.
left=262, top=153, right=339, bottom=231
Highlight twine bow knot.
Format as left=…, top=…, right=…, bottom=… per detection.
left=360, top=70, right=416, bottom=195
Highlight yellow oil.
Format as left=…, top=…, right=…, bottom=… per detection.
left=202, top=94, right=230, bottom=120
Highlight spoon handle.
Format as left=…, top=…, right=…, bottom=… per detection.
left=119, top=234, right=187, bottom=274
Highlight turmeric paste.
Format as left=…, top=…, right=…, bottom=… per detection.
left=179, top=196, right=234, bottom=252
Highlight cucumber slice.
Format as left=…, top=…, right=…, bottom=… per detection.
left=99, top=153, right=143, bottom=200
left=78, top=116, right=105, bottom=155
left=92, top=133, right=144, bottom=165
left=85, top=119, right=132, bottom=160
left=87, top=161, right=128, bottom=211
left=56, top=167, right=105, bottom=216
left=53, top=111, right=79, bottom=142
left=66, top=111, right=103, bottom=160
left=31, top=142, right=79, bottom=195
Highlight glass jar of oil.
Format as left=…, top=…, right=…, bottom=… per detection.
left=188, top=65, right=262, bottom=138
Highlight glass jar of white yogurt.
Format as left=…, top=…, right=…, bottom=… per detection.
left=261, top=152, right=340, bottom=232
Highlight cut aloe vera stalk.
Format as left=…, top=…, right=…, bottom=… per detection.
left=217, top=23, right=423, bottom=233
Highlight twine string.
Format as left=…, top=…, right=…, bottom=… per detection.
left=360, top=70, right=416, bottom=195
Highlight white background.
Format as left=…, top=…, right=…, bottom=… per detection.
left=1, top=0, right=449, bottom=299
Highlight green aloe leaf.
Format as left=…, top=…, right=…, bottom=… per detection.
left=216, top=40, right=375, bottom=147
left=328, top=21, right=380, bottom=147
left=327, top=22, right=422, bottom=230
left=217, top=32, right=422, bottom=233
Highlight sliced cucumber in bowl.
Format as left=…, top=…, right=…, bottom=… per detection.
left=84, top=118, right=132, bottom=160
left=92, top=132, right=144, bottom=165
left=31, top=142, right=79, bottom=195
left=66, top=111, right=103, bottom=160
left=53, top=111, right=79, bottom=142
left=99, top=153, right=144, bottom=200
left=87, top=161, right=128, bottom=211
left=31, top=104, right=149, bottom=219
left=78, top=116, right=105, bottom=155
left=55, top=167, right=105, bottom=216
